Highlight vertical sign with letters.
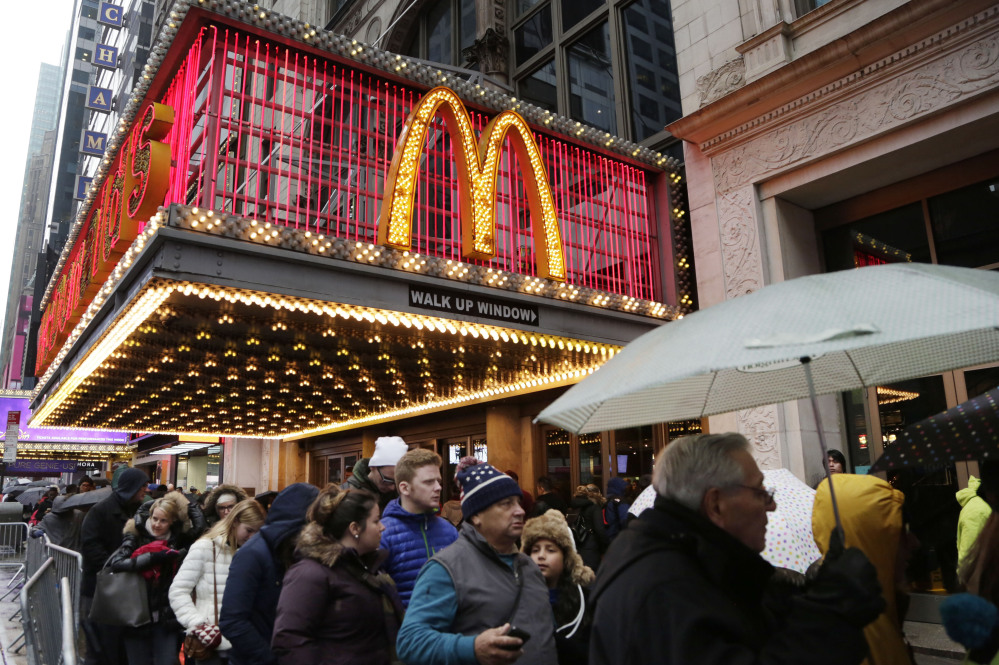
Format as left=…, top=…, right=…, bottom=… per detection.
left=75, top=175, right=93, bottom=200
left=86, top=86, right=113, bottom=112
left=3, top=411, right=19, bottom=463
left=93, top=43, right=119, bottom=70
left=98, top=2, right=124, bottom=27
left=81, top=130, right=107, bottom=157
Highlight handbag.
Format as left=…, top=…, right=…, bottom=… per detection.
left=184, top=543, right=222, bottom=661
left=88, top=552, right=152, bottom=628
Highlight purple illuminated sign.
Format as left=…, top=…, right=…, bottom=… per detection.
left=0, top=398, right=129, bottom=444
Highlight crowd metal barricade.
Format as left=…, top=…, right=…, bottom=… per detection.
left=16, top=533, right=83, bottom=665
left=0, top=521, right=28, bottom=573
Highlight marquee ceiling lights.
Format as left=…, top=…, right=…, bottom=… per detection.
left=31, top=279, right=620, bottom=438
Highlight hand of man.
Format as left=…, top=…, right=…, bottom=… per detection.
left=473, top=624, right=524, bottom=665
left=807, top=537, right=886, bottom=627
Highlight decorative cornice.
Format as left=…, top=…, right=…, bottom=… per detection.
left=701, top=2, right=999, bottom=154
left=668, top=0, right=996, bottom=147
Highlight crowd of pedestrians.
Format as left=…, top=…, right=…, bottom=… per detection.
left=19, top=432, right=999, bottom=665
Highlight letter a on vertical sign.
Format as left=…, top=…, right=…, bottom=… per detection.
left=98, top=2, right=123, bottom=27
left=87, top=86, right=113, bottom=113
left=378, top=87, right=566, bottom=282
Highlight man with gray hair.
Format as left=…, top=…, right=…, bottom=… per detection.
left=589, top=433, right=885, bottom=665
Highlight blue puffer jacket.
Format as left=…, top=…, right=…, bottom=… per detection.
left=380, top=498, right=458, bottom=606
left=219, top=483, right=319, bottom=665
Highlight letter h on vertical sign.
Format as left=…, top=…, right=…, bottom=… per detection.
left=94, top=44, right=119, bottom=70
left=87, top=86, right=113, bottom=113
left=81, top=130, right=107, bottom=157
left=98, top=2, right=124, bottom=27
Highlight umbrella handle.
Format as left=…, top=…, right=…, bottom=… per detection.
left=801, top=356, right=845, bottom=540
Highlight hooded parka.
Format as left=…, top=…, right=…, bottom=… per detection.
left=272, top=522, right=404, bottom=665
left=814, top=474, right=914, bottom=665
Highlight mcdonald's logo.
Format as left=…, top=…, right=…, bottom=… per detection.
left=378, top=87, right=566, bottom=282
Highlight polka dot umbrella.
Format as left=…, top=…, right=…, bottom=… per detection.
left=869, top=386, right=999, bottom=472
left=627, top=468, right=822, bottom=574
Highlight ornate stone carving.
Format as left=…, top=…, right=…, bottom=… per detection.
left=717, top=185, right=763, bottom=299
left=739, top=405, right=782, bottom=469
left=462, top=28, right=509, bottom=79
left=709, top=31, right=999, bottom=193
left=697, top=58, right=746, bottom=107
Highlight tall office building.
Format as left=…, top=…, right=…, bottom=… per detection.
left=0, top=63, right=63, bottom=387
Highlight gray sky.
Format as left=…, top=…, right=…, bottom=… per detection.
left=0, top=1, right=75, bottom=338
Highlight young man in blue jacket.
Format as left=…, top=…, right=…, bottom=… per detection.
left=380, top=448, right=458, bottom=606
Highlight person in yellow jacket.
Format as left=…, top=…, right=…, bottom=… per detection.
left=957, top=463, right=999, bottom=571
left=814, top=474, right=914, bottom=665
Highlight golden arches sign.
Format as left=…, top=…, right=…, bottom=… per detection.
left=378, top=87, right=566, bottom=282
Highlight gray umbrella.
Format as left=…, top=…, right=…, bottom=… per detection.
left=537, top=263, right=999, bottom=532
left=16, top=487, right=49, bottom=506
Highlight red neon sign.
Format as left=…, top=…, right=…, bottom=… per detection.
left=36, top=102, right=174, bottom=374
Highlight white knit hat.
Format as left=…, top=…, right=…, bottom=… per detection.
left=369, top=436, right=409, bottom=467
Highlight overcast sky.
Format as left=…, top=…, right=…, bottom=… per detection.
left=0, top=1, right=76, bottom=336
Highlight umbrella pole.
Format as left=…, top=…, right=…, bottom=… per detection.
left=801, top=357, right=845, bottom=543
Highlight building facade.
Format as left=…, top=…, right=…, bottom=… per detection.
left=667, top=0, right=999, bottom=593
left=28, top=0, right=697, bottom=503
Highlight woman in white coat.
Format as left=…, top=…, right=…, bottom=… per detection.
left=170, top=498, right=266, bottom=664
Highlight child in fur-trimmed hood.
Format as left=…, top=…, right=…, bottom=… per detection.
left=522, top=510, right=595, bottom=665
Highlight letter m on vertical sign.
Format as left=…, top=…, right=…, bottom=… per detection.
left=378, top=87, right=566, bottom=282
left=81, top=130, right=107, bottom=157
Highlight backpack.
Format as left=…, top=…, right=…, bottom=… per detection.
left=570, top=509, right=593, bottom=547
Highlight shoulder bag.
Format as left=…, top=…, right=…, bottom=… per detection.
left=88, top=551, right=152, bottom=628
left=184, top=542, right=223, bottom=661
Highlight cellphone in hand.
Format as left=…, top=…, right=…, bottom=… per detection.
left=506, top=626, right=531, bottom=646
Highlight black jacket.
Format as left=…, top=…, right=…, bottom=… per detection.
left=569, top=497, right=609, bottom=570
left=108, top=495, right=206, bottom=621
left=80, top=492, right=141, bottom=596
left=589, top=497, right=869, bottom=665
left=532, top=491, right=568, bottom=517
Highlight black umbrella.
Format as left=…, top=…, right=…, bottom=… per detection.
left=870, top=386, right=999, bottom=472
left=15, top=487, right=49, bottom=506
left=26, top=479, right=55, bottom=487
left=53, top=487, right=113, bottom=513
left=2, top=484, right=30, bottom=498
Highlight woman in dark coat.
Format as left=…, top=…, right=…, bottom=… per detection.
left=272, top=488, right=404, bottom=665
left=109, top=490, right=206, bottom=665
left=569, top=484, right=609, bottom=570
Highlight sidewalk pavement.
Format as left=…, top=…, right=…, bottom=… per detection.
left=0, top=566, right=27, bottom=665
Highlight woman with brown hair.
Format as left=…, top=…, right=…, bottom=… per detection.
left=170, top=499, right=267, bottom=664
left=272, top=488, right=404, bottom=665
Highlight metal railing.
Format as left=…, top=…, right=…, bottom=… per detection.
left=16, top=534, right=84, bottom=665
left=46, top=541, right=83, bottom=629
left=0, top=522, right=28, bottom=571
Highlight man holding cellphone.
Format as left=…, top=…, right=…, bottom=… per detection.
left=398, top=464, right=557, bottom=665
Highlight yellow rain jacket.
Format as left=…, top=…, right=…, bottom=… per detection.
left=814, top=474, right=913, bottom=665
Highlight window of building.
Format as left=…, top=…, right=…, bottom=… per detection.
left=512, top=0, right=682, bottom=146
left=76, top=47, right=93, bottom=62
left=403, top=0, right=477, bottom=67
left=78, top=26, right=96, bottom=41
